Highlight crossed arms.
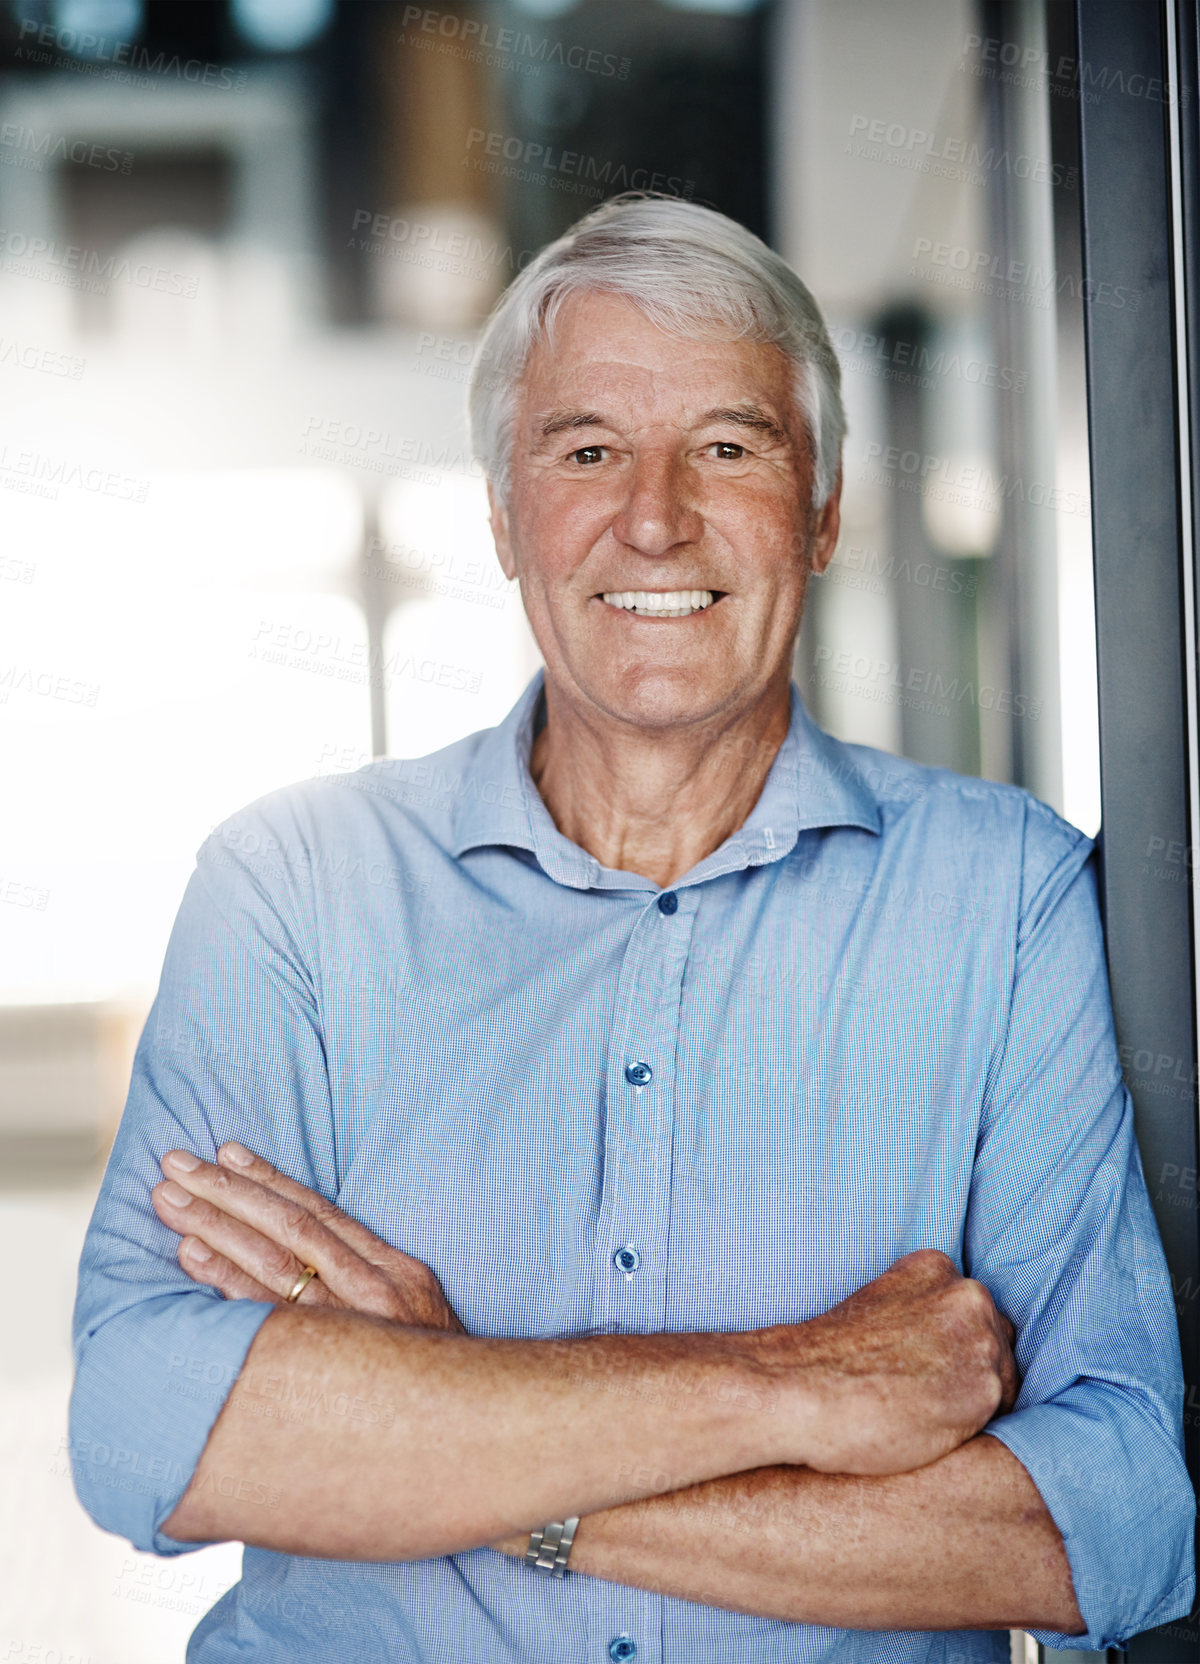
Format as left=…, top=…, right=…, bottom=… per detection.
left=149, top=1141, right=1083, bottom=1634
left=69, top=824, right=1195, bottom=1646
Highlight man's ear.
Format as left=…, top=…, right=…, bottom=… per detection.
left=487, top=481, right=517, bottom=581
left=810, top=466, right=842, bottom=577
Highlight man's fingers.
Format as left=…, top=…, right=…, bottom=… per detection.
left=1000, top=1327, right=1021, bottom=1414
left=890, top=1247, right=960, bottom=1286
left=154, top=1178, right=322, bottom=1299
left=153, top=1166, right=376, bottom=1307
left=213, top=1142, right=411, bottom=1269
left=997, top=1355, right=1020, bottom=1416
left=157, top=1149, right=462, bottom=1328
left=988, top=1306, right=1020, bottom=1414
left=176, top=1235, right=292, bottom=1305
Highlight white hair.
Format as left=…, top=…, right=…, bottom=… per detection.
left=467, top=193, right=845, bottom=510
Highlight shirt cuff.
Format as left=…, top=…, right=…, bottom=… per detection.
left=70, top=1290, right=276, bottom=1555
left=984, top=1388, right=1196, bottom=1649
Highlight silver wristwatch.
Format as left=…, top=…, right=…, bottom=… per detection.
left=526, top=1516, right=580, bottom=1577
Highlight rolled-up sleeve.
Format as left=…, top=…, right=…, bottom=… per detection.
left=966, top=812, right=1195, bottom=1648
left=69, top=800, right=336, bottom=1555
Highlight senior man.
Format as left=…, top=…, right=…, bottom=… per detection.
left=71, top=197, right=1192, bottom=1663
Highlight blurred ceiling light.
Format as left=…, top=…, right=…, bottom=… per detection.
left=378, top=474, right=541, bottom=756
left=379, top=475, right=498, bottom=585
left=51, top=0, right=143, bottom=52
left=149, top=469, right=364, bottom=586
left=368, top=203, right=505, bottom=331
left=508, top=0, right=583, bottom=17
left=658, top=0, right=766, bottom=12
left=231, top=0, right=333, bottom=53
left=108, top=229, right=222, bottom=353
left=920, top=451, right=1000, bottom=558
left=0, top=467, right=374, bottom=1003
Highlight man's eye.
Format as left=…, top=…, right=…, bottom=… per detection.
left=711, top=442, right=745, bottom=460
left=569, top=446, right=606, bottom=465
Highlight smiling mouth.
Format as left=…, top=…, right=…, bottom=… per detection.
left=599, top=589, right=720, bottom=618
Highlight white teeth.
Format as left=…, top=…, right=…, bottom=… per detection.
left=601, top=589, right=716, bottom=617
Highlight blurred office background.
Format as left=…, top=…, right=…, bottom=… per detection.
left=0, top=0, right=1094, bottom=1656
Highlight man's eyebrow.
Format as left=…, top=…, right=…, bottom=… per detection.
left=699, top=405, right=790, bottom=444
left=538, top=410, right=609, bottom=439
left=535, top=405, right=790, bottom=444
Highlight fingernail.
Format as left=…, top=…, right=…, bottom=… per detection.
left=164, top=1150, right=199, bottom=1172
left=221, top=1143, right=254, bottom=1167
left=160, top=1181, right=194, bottom=1206
left=183, top=1237, right=212, bottom=1263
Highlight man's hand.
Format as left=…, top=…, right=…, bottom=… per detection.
left=486, top=1249, right=1022, bottom=1563
left=153, top=1156, right=1014, bottom=1479
left=751, top=1248, right=1019, bottom=1474
left=151, top=1143, right=464, bottom=1332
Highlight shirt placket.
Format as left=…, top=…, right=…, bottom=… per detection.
left=584, top=885, right=699, bottom=1664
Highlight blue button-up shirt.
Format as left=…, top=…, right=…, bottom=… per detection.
left=70, top=670, right=1195, bottom=1662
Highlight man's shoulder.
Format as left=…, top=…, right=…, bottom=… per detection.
left=832, top=735, right=1092, bottom=873
left=196, top=726, right=500, bottom=883
left=304, top=724, right=508, bottom=827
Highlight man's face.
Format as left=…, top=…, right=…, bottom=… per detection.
left=489, top=289, right=841, bottom=733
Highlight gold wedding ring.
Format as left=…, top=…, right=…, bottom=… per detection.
left=285, top=1265, right=318, bottom=1303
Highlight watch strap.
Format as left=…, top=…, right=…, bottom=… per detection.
left=526, top=1516, right=580, bottom=1577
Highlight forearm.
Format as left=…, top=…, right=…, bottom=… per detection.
left=163, top=1303, right=776, bottom=1558
left=498, top=1434, right=1084, bottom=1634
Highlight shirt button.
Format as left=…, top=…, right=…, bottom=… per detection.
left=613, top=1246, right=641, bottom=1274
left=624, top=1061, right=653, bottom=1085
left=608, top=1639, right=637, bottom=1662
left=657, top=891, right=678, bottom=914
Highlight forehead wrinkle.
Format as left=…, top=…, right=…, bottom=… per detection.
left=519, top=338, right=800, bottom=451
left=523, top=336, right=788, bottom=401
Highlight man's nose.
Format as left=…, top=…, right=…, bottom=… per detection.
left=611, top=452, right=703, bottom=557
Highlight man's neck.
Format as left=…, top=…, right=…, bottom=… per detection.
left=527, top=679, right=793, bottom=889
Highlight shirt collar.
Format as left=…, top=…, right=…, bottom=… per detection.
left=449, top=668, right=881, bottom=890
